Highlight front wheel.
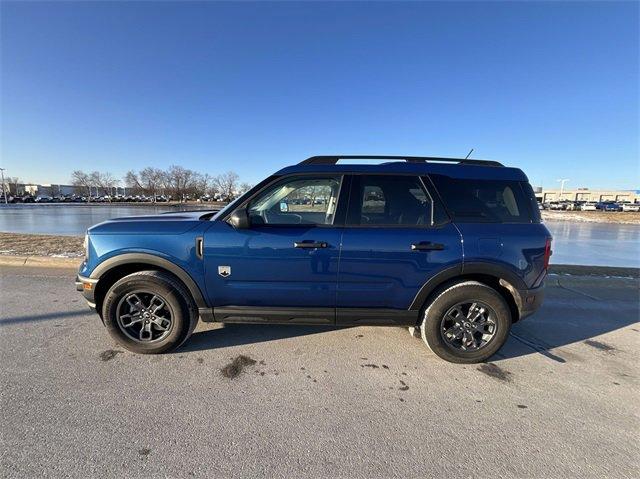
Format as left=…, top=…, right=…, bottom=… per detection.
left=102, top=271, right=198, bottom=354
left=420, top=281, right=512, bottom=363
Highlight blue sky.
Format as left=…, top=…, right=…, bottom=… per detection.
left=1, top=1, right=638, bottom=189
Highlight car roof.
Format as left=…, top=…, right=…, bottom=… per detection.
left=275, top=155, right=529, bottom=181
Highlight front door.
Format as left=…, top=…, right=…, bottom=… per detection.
left=336, top=174, right=463, bottom=324
left=203, top=174, right=345, bottom=324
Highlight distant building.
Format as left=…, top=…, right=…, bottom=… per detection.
left=24, top=184, right=78, bottom=196
left=536, top=188, right=638, bottom=203
left=6, top=183, right=127, bottom=197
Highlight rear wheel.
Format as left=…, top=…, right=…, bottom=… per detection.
left=420, top=281, right=511, bottom=363
left=102, top=271, right=198, bottom=354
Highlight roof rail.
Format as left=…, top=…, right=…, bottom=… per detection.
left=299, top=155, right=504, bottom=167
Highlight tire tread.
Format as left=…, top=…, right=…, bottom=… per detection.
left=420, top=280, right=511, bottom=363
left=102, top=270, right=199, bottom=354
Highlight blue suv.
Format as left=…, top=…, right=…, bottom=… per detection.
left=76, top=155, right=552, bottom=363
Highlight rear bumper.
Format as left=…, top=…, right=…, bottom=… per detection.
left=516, top=284, right=545, bottom=321
left=76, top=274, right=98, bottom=309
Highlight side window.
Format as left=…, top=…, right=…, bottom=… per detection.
left=347, top=175, right=432, bottom=226
left=247, top=176, right=342, bottom=226
left=429, top=174, right=534, bottom=223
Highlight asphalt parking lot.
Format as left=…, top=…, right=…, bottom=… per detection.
left=1, top=266, right=638, bottom=478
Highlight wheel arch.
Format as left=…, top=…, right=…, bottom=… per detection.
left=90, top=253, right=208, bottom=317
left=409, top=263, right=525, bottom=324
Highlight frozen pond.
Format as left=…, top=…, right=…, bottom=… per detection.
left=543, top=220, right=639, bottom=268
left=0, top=204, right=638, bottom=268
left=0, top=204, right=216, bottom=236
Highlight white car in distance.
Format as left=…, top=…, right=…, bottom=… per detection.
left=579, top=202, right=597, bottom=211
left=621, top=203, right=640, bottom=212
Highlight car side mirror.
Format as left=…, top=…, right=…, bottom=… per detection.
left=228, top=208, right=250, bottom=229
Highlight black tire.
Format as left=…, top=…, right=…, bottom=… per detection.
left=420, top=280, right=511, bottom=364
left=102, top=271, right=198, bottom=354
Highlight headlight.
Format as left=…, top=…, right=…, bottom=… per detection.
left=83, top=233, right=89, bottom=260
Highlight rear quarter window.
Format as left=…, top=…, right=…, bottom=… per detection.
left=429, top=174, right=538, bottom=224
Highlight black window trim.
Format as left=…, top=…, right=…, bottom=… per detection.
left=419, top=176, right=435, bottom=226
left=518, top=181, right=541, bottom=224
left=422, top=174, right=453, bottom=226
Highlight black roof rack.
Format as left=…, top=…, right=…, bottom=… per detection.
left=299, top=155, right=504, bottom=167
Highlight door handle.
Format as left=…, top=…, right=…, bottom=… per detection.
left=411, top=242, right=444, bottom=251
left=294, top=240, right=328, bottom=249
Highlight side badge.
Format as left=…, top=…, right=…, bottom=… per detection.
left=218, top=266, right=231, bottom=278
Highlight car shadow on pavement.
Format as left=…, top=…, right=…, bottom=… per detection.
left=495, top=301, right=639, bottom=363
left=180, top=291, right=639, bottom=360
left=0, top=309, right=90, bottom=327
left=178, top=323, right=348, bottom=353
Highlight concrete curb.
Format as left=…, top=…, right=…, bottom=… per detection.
left=549, top=264, right=639, bottom=279
left=0, top=255, right=82, bottom=269
left=1, top=254, right=638, bottom=278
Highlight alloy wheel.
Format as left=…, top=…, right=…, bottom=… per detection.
left=116, top=291, right=174, bottom=343
left=440, top=301, right=498, bottom=351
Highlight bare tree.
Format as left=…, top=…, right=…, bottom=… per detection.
left=91, top=171, right=116, bottom=199
left=102, top=172, right=117, bottom=197
left=206, top=177, right=220, bottom=198
left=6, top=177, right=21, bottom=195
left=238, top=182, right=253, bottom=196
left=71, top=170, right=93, bottom=200
left=214, top=171, right=240, bottom=201
left=124, top=170, right=144, bottom=195
left=165, top=165, right=184, bottom=201
left=89, top=172, right=100, bottom=196
left=91, top=166, right=251, bottom=203
left=158, top=170, right=171, bottom=197
left=166, top=165, right=196, bottom=201
left=180, top=168, right=195, bottom=201
left=139, top=167, right=165, bottom=201
left=189, top=172, right=214, bottom=199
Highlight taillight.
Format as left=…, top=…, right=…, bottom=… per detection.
left=543, top=237, right=552, bottom=269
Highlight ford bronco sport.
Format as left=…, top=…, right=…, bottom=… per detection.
left=76, top=155, right=551, bottom=363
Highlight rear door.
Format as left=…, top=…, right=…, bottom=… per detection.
left=336, top=174, right=463, bottom=324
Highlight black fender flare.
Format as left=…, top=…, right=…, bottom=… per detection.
left=90, top=253, right=208, bottom=309
left=409, top=261, right=527, bottom=311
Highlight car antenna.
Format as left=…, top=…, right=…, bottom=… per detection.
left=464, top=148, right=474, bottom=159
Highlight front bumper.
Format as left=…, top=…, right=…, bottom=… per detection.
left=75, top=274, right=98, bottom=309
